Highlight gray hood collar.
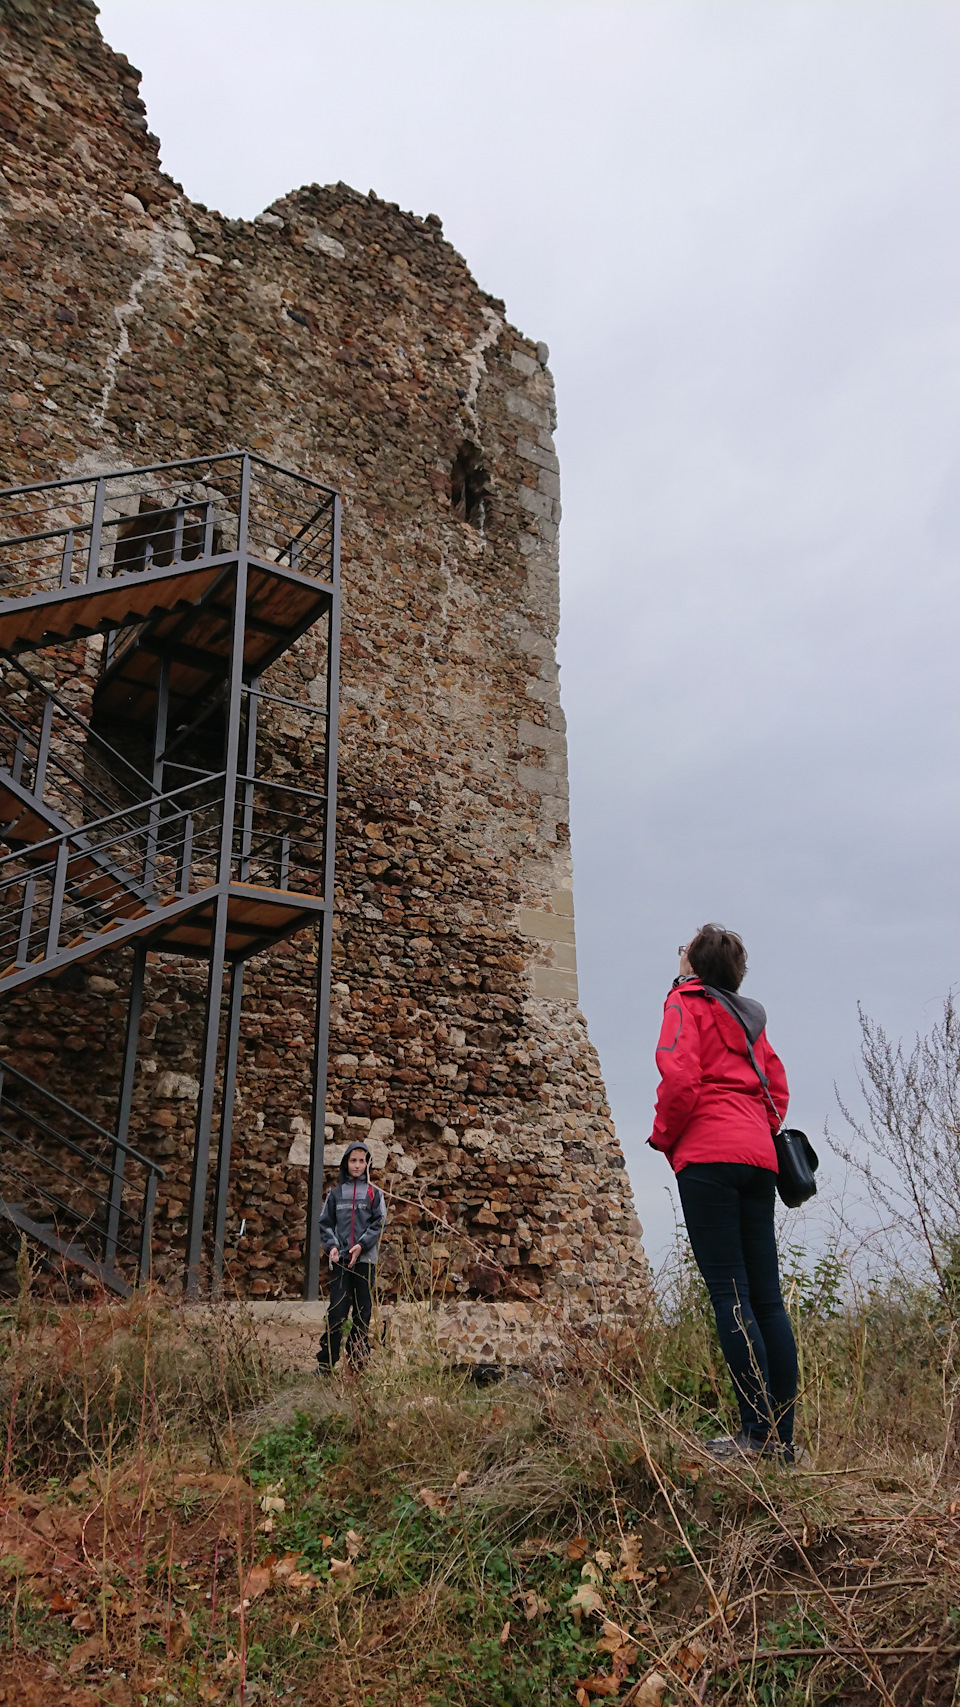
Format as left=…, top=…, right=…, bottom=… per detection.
left=703, top=985, right=767, bottom=1044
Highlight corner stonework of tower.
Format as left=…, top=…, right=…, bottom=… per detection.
left=0, top=0, right=648, bottom=1329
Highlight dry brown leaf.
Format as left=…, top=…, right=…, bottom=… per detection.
left=567, top=1535, right=588, bottom=1561
left=454, top=1469, right=471, bottom=1487
left=239, top=1563, right=273, bottom=1604
left=623, top=1672, right=669, bottom=1707
left=67, top=1635, right=102, bottom=1673
left=517, top=1536, right=560, bottom=1559
left=328, top=1557, right=355, bottom=1582
left=271, top=1553, right=301, bottom=1581
left=613, top=1567, right=646, bottom=1585
left=620, top=1536, right=642, bottom=1571
left=596, top=1618, right=633, bottom=1654
left=674, top=1638, right=707, bottom=1679
left=614, top=1643, right=639, bottom=1682
left=678, top=1460, right=702, bottom=1483
left=574, top=1675, right=619, bottom=1698
left=567, top=1583, right=605, bottom=1625
left=594, top=1549, right=614, bottom=1573
left=417, top=1486, right=446, bottom=1511
left=576, top=1691, right=591, bottom=1707
left=499, top=1620, right=511, bottom=1645
left=49, top=1592, right=78, bottom=1614
left=344, top=1529, right=363, bottom=1559
left=321, top=1532, right=334, bottom=1549
left=489, top=1404, right=506, bottom=1427
left=168, top=1607, right=191, bottom=1657
left=287, top=1569, right=321, bottom=1590
left=71, top=1608, right=96, bottom=1631
left=386, top=1419, right=400, bottom=1432
left=521, top=1590, right=550, bottom=1620
left=581, top=1560, right=603, bottom=1585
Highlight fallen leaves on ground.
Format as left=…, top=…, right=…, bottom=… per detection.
left=574, top=1674, right=620, bottom=1699
left=622, top=1672, right=669, bottom=1707
left=568, top=1583, right=605, bottom=1624
left=567, top=1535, right=589, bottom=1561
left=66, top=1636, right=102, bottom=1674
left=521, top=1589, right=551, bottom=1619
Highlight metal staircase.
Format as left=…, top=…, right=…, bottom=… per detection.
left=0, top=453, right=341, bottom=1298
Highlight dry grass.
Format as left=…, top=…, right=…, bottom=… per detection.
left=0, top=1248, right=958, bottom=1706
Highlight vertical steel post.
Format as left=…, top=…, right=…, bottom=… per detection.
left=211, top=963, right=244, bottom=1293
left=145, top=658, right=169, bottom=896
left=303, top=494, right=341, bottom=1301
left=139, top=1168, right=158, bottom=1283
left=172, top=502, right=185, bottom=564
left=45, top=840, right=69, bottom=959
left=238, top=678, right=259, bottom=880
left=184, top=457, right=251, bottom=1297
left=104, top=944, right=146, bottom=1277
left=60, top=529, right=74, bottom=588
left=34, top=697, right=53, bottom=800
left=16, top=878, right=35, bottom=968
left=86, top=477, right=105, bottom=583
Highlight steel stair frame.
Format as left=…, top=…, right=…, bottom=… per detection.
left=0, top=1055, right=165, bottom=1295
left=0, top=452, right=341, bottom=1299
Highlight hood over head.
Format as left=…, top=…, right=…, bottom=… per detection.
left=339, top=1141, right=372, bottom=1184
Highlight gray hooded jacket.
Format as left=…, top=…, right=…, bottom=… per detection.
left=317, top=1142, right=387, bottom=1263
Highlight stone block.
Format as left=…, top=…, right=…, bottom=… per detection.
left=517, top=907, right=576, bottom=946
left=510, top=350, right=537, bottom=376
left=517, top=718, right=566, bottom=755
left=532, top=965, right=580, bottom=1003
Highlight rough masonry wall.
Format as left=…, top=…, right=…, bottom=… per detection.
left=0, top=0, right=647, bottom=1318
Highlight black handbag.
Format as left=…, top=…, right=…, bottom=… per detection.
left=704, top=985, right=819, bottom=1208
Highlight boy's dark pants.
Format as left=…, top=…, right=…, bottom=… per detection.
left=318, top=1260, right=374, bottom=1368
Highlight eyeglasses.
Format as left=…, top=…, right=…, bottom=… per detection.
left=677, top=945, right=688, bottom=957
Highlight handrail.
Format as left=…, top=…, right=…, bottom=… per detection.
left=0, top=1057, right=166, bottom=1176
left=0, top=1136, right=144, bottom=1263
left=6, top=657, right=155, bottom=794
left=0, top=771, right=228, bottom=873
left=0, top=449, right=338, bottom=504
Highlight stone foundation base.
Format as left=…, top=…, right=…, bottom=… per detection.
left=231, top=1298, right=579, bottom=1374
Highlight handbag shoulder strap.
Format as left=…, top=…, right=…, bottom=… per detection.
left=703, top=984, right=783, bottom=1128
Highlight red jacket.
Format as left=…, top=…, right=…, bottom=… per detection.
left=648, top=979, right=788, bottom=1173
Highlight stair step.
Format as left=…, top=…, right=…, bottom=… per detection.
left=0, top=1197, right=132, bottom=1297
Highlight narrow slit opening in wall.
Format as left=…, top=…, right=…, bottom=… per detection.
left=450, top=442, right=489, bottom=527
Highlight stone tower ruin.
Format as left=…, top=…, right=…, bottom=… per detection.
left=0, top=0, right=647, bottom=1326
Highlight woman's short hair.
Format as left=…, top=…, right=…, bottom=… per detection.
left=687, top=923, right=747, bottom=992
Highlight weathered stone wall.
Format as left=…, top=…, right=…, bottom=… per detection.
left=0, top=0, right=647, bottom=1319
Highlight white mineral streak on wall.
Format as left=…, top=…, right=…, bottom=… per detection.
left=92, top=214, right=195, bottom=430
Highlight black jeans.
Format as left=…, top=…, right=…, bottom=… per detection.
left=677, top=1163, right=797, bottom=1447
left=318, top=1260, right=374, bottom=1368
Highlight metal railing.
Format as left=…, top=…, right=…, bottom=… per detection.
left=0, top=1056, right=165, bottom=1287
left=0, top=774, right=226, bottom=983
left=0, top=761, right=329, bottom=988
left=0, top=452, right=338, bottom=603
left=0, top=660, right=153, bottom=833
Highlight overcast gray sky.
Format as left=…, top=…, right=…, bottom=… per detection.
left=98, top=0, right=959, bottom=1265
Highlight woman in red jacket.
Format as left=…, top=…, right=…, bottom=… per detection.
left=649, top=923, right=798, bottom=1461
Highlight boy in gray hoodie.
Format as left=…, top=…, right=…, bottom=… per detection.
left=316, top=1141, right=387, bottom=1371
